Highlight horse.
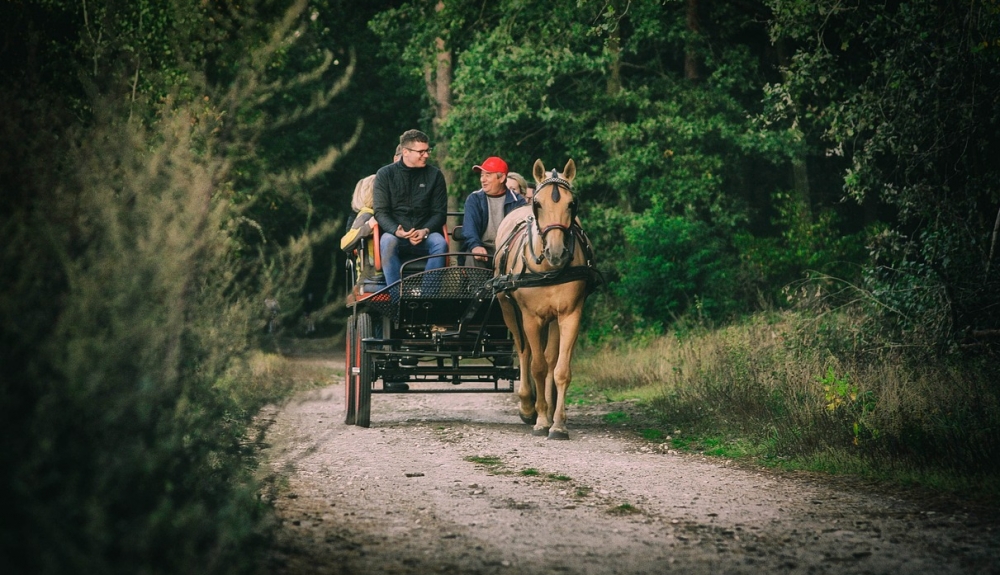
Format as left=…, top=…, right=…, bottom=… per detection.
left=490, top=159, right=600, bottom=440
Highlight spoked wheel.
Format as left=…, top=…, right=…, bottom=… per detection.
left=344, top=314, right=357, bottom=425
left=355, top=312, right=373, bottom=428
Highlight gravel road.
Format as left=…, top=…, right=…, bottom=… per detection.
left=259, top=355, right=1000, bottom=574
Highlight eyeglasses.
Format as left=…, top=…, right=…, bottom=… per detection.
left=405, top=147, right=432, bottom=156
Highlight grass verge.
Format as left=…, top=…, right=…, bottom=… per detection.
left=576, top=310, right=1000, bottom=503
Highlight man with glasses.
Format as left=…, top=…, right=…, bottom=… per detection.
left=462, top=156, right=526, bottom=267
left=373, top=129, right=449, bottom=286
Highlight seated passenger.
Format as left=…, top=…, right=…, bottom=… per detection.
left=373, top=129, right=448, bottom=285
left=506, top=171, right=529, bottom=203
left=463, top=156, right=526, bottom=268
left=340, top=147, right=403, bottom=287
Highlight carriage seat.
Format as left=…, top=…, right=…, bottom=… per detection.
left=343, top=215, right=386, bottom=295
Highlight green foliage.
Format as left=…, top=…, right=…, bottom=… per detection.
left=616, top=210, right=739, bottom=329
left=602, top=411, right=630, bottom=425
left=734, top=191, right=867, bottom=303
left=464, top=455, right=504, bottom=467
left=0, top=1, right=357, bottom=572
left=640, top=428, right=665, bottom=442
left=1, top=97, right=273, bottom=575
left=767, top=0, right=1000, bottom=349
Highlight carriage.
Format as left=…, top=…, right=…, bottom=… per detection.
left=343, top=212, right=519, bottom=427
left=344, top=159, right=599, bottom=438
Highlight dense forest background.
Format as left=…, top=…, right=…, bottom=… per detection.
left=1, top=0, right=998, bottom=573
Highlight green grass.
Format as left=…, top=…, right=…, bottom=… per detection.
left=465, top=455, right=504, bottom=467
left=607, top=503, right=641, bottom=515
left=564, top=383, right=599, bottom=405
left=602, top=411, right=629, bottom=424
left=574, top=311, right=1000, bottom=501
left=519, top=468, right=572, bottom=482
left=640, top=428, right=665, bottom=442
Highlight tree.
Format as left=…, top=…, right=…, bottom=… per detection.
left=767, top=0, right=1000, bottom=349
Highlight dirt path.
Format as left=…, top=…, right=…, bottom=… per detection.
left=259, top=355, right=1000, bottom=574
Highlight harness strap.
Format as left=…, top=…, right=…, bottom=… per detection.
left=491, top=214, right=604, bottom=295
left=489, top=265, right=604, bottom=295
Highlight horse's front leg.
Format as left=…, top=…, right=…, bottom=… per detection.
left=543, top=321, right=560, bottom=425
left=498, top=294, right=535, bottom=424
left=522, top=319, right=551, bottom=436
left=548, top=308, right=583, bottom=440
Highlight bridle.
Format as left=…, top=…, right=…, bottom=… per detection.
left=532, top=169, right=577, bottom=236
left=528, top=169, right=578, bottom=265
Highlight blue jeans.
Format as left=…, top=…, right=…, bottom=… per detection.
left=380, top=232, right=448, bottom=285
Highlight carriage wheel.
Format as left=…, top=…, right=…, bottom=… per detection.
left=355, top=312, right=374, bottom=428
left=343, top=315, right=357, bottom=425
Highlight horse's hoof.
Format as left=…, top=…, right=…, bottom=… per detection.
left=519, top=412, right=537, bottom=425
left=531, top=428, right=549, bottom=437
left=547, top=430, right=570, bottom=440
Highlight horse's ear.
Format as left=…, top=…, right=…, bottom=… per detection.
left=562, top=159, right=576, bottom=183
left=532, top=159, right=546, bottom=183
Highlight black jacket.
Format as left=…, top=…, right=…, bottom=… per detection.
left=372, top=160, right=448, bottom=234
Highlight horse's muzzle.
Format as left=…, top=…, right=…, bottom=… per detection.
left=543, top=245, right=571, bottom=268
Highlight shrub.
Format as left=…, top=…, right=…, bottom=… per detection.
left=0, top=2, right=345, bottom=571
left=615, top=210, right=739, bottom=330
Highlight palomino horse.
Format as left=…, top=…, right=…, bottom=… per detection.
left=490, top=159, right=600, bottom=439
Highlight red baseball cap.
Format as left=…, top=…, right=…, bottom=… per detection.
left=472, top=156, right=508, bottom=175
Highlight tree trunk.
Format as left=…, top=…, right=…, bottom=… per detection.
left=684, top=0, right=701, bottom=82
left=776, top=38, right=812, bottom=223
left=606, top=16, right=631, bottom=211
left=426, top=1, right=457, bottom=215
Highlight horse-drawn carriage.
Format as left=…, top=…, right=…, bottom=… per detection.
left=343, top=212, right=519, bottom=428
left=343, top=160, right=601, bottom=438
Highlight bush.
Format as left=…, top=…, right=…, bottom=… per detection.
left=0, top=90, right=281, bottom=573
left=615, top=210, right=739, bottom=330
left=734, top=191, right=867, bottom=308
left=0, top=2, right=344, bottom=569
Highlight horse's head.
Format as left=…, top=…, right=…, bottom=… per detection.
left=530, top=159, right=577, bottom=268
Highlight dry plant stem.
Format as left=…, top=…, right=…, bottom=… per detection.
left=988, top=205, right=1000, bottom=279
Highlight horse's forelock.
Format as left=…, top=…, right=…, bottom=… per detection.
left=551, top=185, right=561, bottom=203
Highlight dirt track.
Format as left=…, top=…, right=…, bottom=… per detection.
left=259, top=355, right=1000, bottom=574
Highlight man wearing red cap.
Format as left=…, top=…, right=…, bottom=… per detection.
left=462, top=156, right=526, bottom=267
